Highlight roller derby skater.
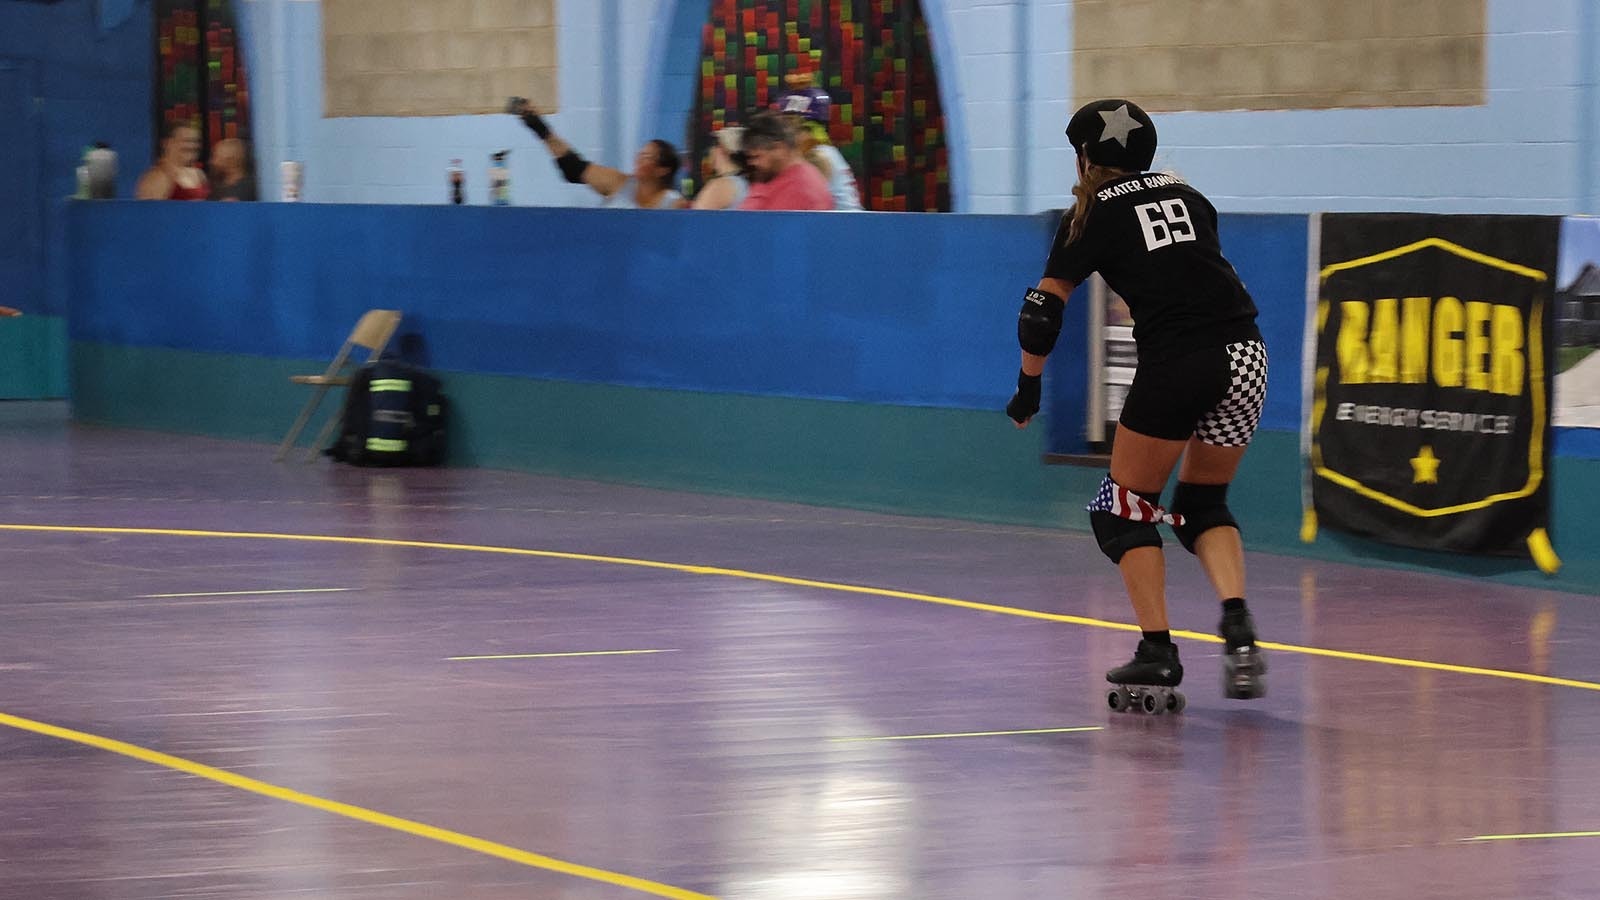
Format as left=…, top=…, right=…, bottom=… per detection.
left=1002, top=99, right=1271, bottom=713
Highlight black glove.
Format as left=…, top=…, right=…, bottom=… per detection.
left=507, top=96, right=552, bottom=139
left=1006, top=370, right=1041, bottom=424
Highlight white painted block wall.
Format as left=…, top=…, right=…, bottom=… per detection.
left=239, top=0, right=1599, bottom=215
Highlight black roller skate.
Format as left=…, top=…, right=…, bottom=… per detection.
left=1220, top=607, right=1267, bottom=700
left=1105, top=639, right=1185, bottom=715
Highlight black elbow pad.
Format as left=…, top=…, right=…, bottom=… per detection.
left=556, top=150, right=590, bottom=185
left=1017, top=287, right=1065, bottom=355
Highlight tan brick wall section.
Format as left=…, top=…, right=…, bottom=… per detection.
left=323, top=0, right=557, bottom=118
left=1073, top=0, right=1485, bottom=112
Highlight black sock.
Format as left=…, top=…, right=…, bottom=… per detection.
left=1221, top=597, right=1247, bottom=616
left=1142, top=629, right=1172, bottom=645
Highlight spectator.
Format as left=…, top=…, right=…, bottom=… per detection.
left=135, top=123, right=210, bottom=200
left=737, top=112, right=833, bottom=211
left=209, top=138, right=257, bottom=201
left=510, top=99, right=683, bottom=210
left=775, top=74, right=863, bottom=211
left=690, top=127, right=750, bottom=210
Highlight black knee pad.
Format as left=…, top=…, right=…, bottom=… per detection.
left=1170, top=481, right=1238, bottom=553
left=1090, top=510, right=1163, bottom=563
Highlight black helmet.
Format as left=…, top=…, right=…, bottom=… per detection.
left=1065, top=99, right=1156, bottom=172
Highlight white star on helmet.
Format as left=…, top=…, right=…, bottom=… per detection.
left=1098, top=104, right=1142, bottom=147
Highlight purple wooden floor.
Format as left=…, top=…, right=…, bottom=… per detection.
left=2, top=403, right=1599, bottom=900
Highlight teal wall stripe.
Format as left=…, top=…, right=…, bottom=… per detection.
left=1, top=316, right=68, bottom=400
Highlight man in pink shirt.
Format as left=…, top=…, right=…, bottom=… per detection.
left=737, top=112, right=835, bottom=211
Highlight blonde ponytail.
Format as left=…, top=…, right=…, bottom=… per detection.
left=1067, top=163, right=1130, bottom=245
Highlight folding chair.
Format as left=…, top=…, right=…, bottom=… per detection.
left=275, top=309, right=402, bottom=462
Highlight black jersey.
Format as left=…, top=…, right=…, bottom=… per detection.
left=1043, top=172, right=1260, bottom=363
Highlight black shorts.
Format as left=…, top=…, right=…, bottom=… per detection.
left=1118, top=340, right=1268, bottom=446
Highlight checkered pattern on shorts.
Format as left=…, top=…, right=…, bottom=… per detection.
left=1194, top=340, right=1268, bottom=446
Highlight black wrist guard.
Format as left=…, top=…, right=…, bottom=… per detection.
left=1017, top=287, right=1065, bottom=355
left=1006, top=370, right=1042, bottom=424
left=521, top=112, right=552, bottom=140
left=556, top=150, right=590, bottom=185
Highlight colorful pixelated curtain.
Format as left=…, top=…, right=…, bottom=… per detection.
left=691, top=0, right=950, bottom=212
left=154, top=0, right=252, bottom=160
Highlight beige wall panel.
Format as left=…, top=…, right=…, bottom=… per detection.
left=1073, top=0, right=1485, bottom=112
left=415, top=0, right=475, bottom=33
left=324, top=0, right=558, bottom=117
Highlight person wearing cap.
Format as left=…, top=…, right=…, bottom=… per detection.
left=690, top=126, right=751, bottom=210
left=736, top=111, right=834, bottom=211
left=774, top=74, right=863, bottom=211
left=510, top=99, right=683, bottom=210
left=1004, top=99, right=1270, bottom=710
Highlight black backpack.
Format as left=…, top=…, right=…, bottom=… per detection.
left=327, top=359, right=448, bottom=466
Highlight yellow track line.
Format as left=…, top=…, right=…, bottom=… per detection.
left=1461, top=831, right=1600, bottom=843
left=449, top=649, right=679, bottom=661
left=138, top=588, right=352, bottom=599
left=4, top=522, right=1598, bottom=693
left=830, top=726, right=1104, bottom=742
left=4, top=521, right=1596, bottom=884
left=0, top=709, right=713, bottom=899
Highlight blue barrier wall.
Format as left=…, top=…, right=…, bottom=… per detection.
left=69, top=204, right=1311, bottom=428
left=72, top=203, right=1059, bottom=409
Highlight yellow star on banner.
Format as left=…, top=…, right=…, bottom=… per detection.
left=1410, top=445, right=1441, bottom=484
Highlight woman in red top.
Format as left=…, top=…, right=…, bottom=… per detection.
left=135, top=123, right=211, bottom=200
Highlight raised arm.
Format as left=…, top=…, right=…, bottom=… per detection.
left=691, top=175, right=739, bottom=210
left=509, top=97, right=628, bottom=198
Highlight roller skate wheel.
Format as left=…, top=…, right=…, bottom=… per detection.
left=1167, top=691, right=1186, bottom=713
left=1222, top=648, right=1267, bottom=700
left=1140, top=692, right=1160, bottom=714
left=1107, top=689, right=1124, bottom=711
left=1224, top=682, right=1264, bottom=700
left=1223, top=671, right=1267, bottom=700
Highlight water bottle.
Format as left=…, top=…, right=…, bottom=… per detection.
left=489, top=150, right=510, bottom=206
left=448, top=158, right=465, bottom=205
left=85, top=143, right=118, bottom=198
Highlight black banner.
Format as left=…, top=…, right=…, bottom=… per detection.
left=1308, top=214, right=1560, bottom=570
